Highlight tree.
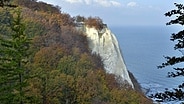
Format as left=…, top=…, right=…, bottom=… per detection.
left=0, top=0, right=17, bottom=7
left=0, top=8, right=31, bottom=103
left=150, top=3, right=184, bottom=103
left=74, top=15, right=86, bottom=22
left=0, top=0, right=10, bottom=7
left=85, top=16, right=104, bottom=30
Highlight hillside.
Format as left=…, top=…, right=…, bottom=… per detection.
left=0, top=0, right=152, bottom=103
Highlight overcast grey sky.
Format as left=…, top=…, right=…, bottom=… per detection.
left=39, top=0, right=184, bottom=26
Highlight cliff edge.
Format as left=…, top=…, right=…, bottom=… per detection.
left=83, top=26, right=134, bottom=88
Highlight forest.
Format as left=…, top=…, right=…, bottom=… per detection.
left=0, top=0, right=152, bottom=103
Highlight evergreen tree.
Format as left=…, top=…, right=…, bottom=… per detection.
left=0, top=0, right=17, bottom=7
left=150, top=3, right=184, bottom=103
left=0, top=8, right=31, bottom=104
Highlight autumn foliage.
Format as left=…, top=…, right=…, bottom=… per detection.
left=0, top=0, right=152, bottom=103
left=85, top=16, right=104, bottom=30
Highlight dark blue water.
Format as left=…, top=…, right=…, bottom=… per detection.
left=110, top=26, right=183, bottom=98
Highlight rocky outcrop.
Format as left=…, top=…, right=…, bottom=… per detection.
left=84, top=26, right=134, bottom=88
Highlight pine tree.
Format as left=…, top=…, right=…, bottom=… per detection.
left=0, top=8, right=31, bottom=104
left=150, top=3, right=184, bottom=103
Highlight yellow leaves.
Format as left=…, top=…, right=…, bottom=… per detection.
left=75, top=71, right=99, bottom=103
left=58, top=55, right=76, bottom=75
left=58, top=52, right=97, bottom=77
left=109, top=88, right=152, bottom=104
left=33, top=46, right=64, bottom=69
left=28, top=26, right=153, bottom=104
left=75, top=70, right=111, bottom=103
left=17, top=3, right=153, bottom=103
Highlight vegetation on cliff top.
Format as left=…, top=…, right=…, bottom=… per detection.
left=0, top=0, right=152, bottom=103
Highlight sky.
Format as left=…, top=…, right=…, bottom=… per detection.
left=39, top=0, right=184, bottom=26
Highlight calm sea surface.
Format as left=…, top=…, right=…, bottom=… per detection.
left=110, top=26, right=183, bottom=97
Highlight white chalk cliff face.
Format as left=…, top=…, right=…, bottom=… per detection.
left=84, top=26, right=134, bottom=88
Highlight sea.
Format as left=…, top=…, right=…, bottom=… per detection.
left=110, top=26, right=184, bottom=104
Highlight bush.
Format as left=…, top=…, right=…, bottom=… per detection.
left=85, top=16, right=104, bottom=30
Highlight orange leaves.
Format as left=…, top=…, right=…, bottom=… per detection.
left=109, top=88, right=152, bottom=104
left=33, top=45, right=65, bottom=69
left=16, top=0, right=61, bottom=13
left=0, top=1, right=154, bottom=103
left=85, top=16, right=104, bottom=31
left=75, top=71, right=99, bottom=103
left=75, top=70, right=107, bottom=103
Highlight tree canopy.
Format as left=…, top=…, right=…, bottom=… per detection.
left=0, top=0, right=152, bottom=103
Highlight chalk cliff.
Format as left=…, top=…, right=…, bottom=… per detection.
left=84, top=26, right=134, bottom=88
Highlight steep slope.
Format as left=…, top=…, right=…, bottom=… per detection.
left=84, top=26, right=134, bottom=88
left=0, top=0, right=153, bottom=103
